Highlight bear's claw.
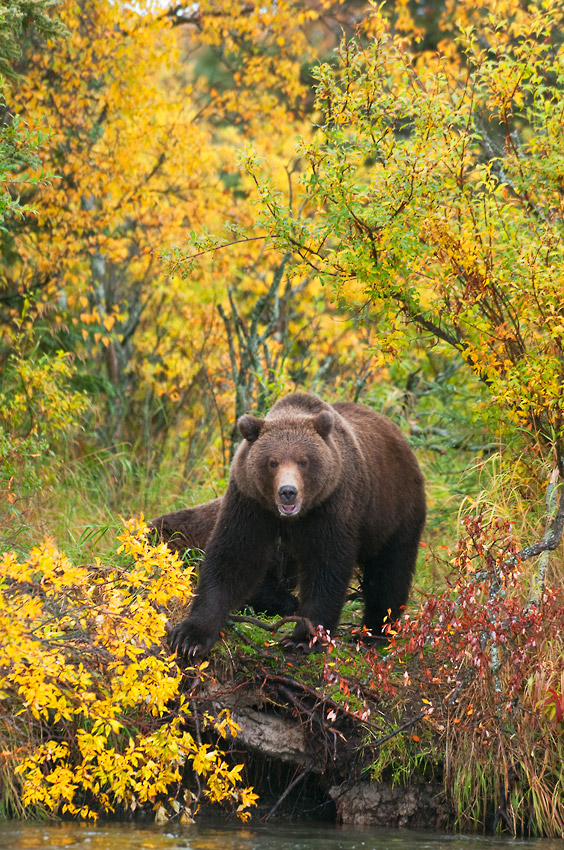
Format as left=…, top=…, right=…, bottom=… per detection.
left=168, top=620, right=215, bottom=661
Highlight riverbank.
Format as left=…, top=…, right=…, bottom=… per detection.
left=1, top=518, right=563, bottom=837
left=175, top=516, right=564, bottom=837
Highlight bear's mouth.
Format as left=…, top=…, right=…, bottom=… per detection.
left=278, top=502, right=301, bottom=517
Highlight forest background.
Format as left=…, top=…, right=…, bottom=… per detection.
left=1, top=0, right=564, bottom=836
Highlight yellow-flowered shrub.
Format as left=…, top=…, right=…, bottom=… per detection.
left=0, top=519, right=258, bottom=821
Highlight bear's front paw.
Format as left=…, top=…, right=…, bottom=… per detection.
left=280, top=629, right=329, bottom=654
left=168, top=617, right=218, bottom=661
left=279, top=617, right=331, bottom=654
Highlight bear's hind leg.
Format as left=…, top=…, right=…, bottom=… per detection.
left=360, top=526, right=422, bottom=638
left=244, top=555, right=298, bottom=617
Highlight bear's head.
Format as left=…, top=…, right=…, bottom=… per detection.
left=233, top=408, right=343, bottom=518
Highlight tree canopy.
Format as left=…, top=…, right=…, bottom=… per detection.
left=245, top=1, right=564, bottom=470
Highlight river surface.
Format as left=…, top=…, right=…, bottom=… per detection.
left=1, top=821, right=564, bottom=850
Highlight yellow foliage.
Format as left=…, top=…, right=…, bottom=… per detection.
left=1, top=0, right=386, bottom=502
left=246, top=0, right=564, bottom=468
left=0, top=350, right=87, bottom=438
left=0, top=519, right=257, bottom=821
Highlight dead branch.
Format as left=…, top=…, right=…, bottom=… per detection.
left=264, top=672, right=386, bottom=734
left=262, top=769, right=308, bottom=822
left=517, top=472, right=563, bottom=567
left=229, top=613, right=314, bottom=634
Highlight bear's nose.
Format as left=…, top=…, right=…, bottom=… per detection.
left=278, top=485, right=298, bottom=505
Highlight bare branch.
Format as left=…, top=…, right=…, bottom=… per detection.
left=229, top=613, right=315, bottom=635
left=518, top=476, right=564, bottom=564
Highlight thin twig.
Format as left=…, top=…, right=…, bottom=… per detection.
left=262, top=769, right=308, bottom=822
left=170, top=235, right=267, bottom=269
left=328, top=709, right=430, bottom=803
left=265, top=672, right=385, bottom=733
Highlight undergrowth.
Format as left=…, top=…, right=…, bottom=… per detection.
left=203, top=514, right=564, bottom=837
left=1, top=504, right=563, bottom=834
left=0, top=519, right=257, bottom=822
left=2, top=349, right=562, bottom=833
left=358, top=515, right=564, bottom=836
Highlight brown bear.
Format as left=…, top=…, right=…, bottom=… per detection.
left=149, top=499, right=299, bottom=617
left=168, top=392, right=426, bottom=658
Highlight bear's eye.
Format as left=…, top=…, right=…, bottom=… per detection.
left=268, top=459, right=279, bottom=469
left=297, top=458, right=308, bottom=469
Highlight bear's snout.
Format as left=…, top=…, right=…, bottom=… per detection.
left=275, top=464, right=303, bottom=517
left=278, top=484, right=298, bottom=504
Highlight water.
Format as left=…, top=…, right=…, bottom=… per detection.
left=1, top=821, right=564, bottom=850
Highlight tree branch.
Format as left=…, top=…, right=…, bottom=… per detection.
left=518, top=475, right=564, bottom=564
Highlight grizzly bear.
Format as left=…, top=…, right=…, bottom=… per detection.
left=149, top=499, right=299, bottom=617
left=168, top=392, right=426, bottom=658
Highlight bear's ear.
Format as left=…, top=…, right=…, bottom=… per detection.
left=238, top=414, right=264, bottom=443
left=313, top=409, right=334, bottom=440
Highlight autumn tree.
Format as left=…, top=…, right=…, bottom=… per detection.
left=242, top=0, right=564, bottom=553
left=2, top=0, right=384, bottom=544
left=0, top=0, right=80, bottom=547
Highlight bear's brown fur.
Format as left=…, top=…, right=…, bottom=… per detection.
left=168, top=392, right=426, bottom=657
left=149, top=500, right=299, bottom=617
left=150, top=499, right=220, bottom=555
